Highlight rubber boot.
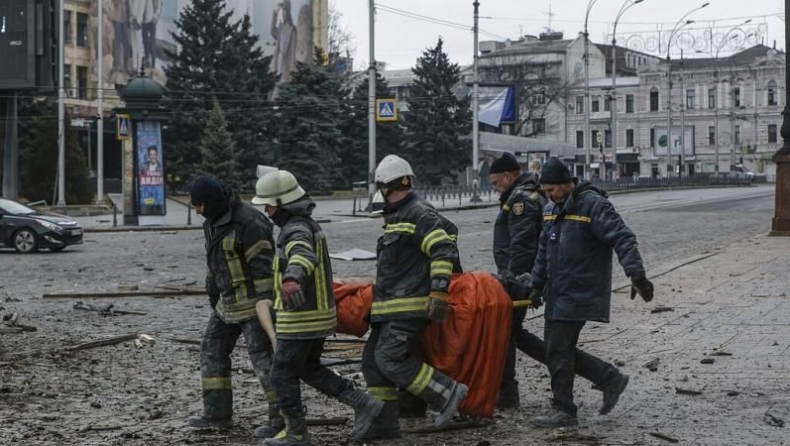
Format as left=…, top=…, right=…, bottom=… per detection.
left=187, top=415, right=233, bottom=429
left=263, top=413, right=310, bottom=446
left=434, top=382, right=468, bottom=428
left=338, top=388, right=384, bottom=439
left=350, top=401, right=402, bottom=441
left=254, top=404, right=286, bottom=438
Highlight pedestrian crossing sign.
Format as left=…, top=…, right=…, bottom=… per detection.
left=116, top=114, right=131, bottom=141
left=376, top=99, right=398, bottom=122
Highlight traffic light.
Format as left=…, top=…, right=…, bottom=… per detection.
left=0, top=0, right=56, bottom=90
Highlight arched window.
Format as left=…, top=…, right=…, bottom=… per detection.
left=767, top=80, right=778, bottom=106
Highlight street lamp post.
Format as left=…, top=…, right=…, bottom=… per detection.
left=471, top=0, right=482, bottom=202
left=665, top=3, right=708, bottom=178
left=610, top=0, right=644, bottom=180
left=584, top=0, right=600, bottom=180
left=770, top=0, right=790, bottom=236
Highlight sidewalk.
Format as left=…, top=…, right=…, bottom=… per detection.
left=539, top=235, right=790, bottom=445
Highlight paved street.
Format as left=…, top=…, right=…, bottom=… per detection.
left=1, top=185, right=788, bottom=445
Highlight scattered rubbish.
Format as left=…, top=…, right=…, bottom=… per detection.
left=700, top=358, right=715, bottom=364
left=404, top=420, right=490, bottom=434
left=134, top=334, right=157, bottom=349
left=710, top=351, right=732, bottom=357
left=725, top=390, right=740, bottom=396
left=118, top=285, right=139, bottom=291
left=0, top=327, right=23, bottom=334
left=329, top=248, right=377, bottom=261
left=643, top=358, right=660, bottom=372
left=614, top=359, right=626, bottom=367
left=65, top=333, right=156, bottom=352
left=772, top=341, right=780, bottom=346
left=2, top=312, right=37, bottom=333
left=764, top=406, right=785, bottom=427
left=44, top=289, right=203, bottom=299
left=74, top=301, right=147, bottom=316
left=649, top=432, right=679, bottom=443
left=651, top=306, right=674, bottom=314
left=155, top=284, right=206, bottom=294
left=675, top=387, right=703, bottom=396
left=550, top=431, right=604, bottom=442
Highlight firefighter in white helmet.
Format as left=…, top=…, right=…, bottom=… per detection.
left=355, top=155, right=468, bottom=441
left=251, top=170, right=382, bottom=445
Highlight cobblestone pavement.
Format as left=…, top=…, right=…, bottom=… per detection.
left=1, top=186, right=787, bottom=445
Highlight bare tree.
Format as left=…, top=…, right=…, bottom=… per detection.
left=327, top=1, right=356, bottom=70
left=478, top=56, right=571, bottom=137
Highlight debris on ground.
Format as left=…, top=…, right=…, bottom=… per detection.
left=675, top=387, right=703, bottom=396
left=403, top=420, right=491, bottom=434
left=73, top=301, right=147, bottom=316
left=643, top=358, right=660, bottom=371
left=2, top=312, right=37, bottom=333
left=65, top=333, right=156, bottom=352
left=710, top=351, right=733, bottom=356
left=650, top=432, right=680, bottom=443
left=700, top=358, right=715, bottom=364
left=550, top=430, right=604, bottom=443
left=651, top=306, right=674, bottom=314
left=763, top=406, right=786, bottom=428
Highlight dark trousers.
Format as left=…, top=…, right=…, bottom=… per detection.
left=270, top=337, right=354, bottom=417
left=142, top=22, right=157, bottom=68
left=112, top=22, right=130, bottom=72
left=200, top=311, right=274, bottom=420
left=544, top=320, right=620, bottom=415
left=362, top=320, right=457, bottom=412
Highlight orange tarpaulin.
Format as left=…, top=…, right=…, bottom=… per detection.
left=333, top=272, right=513, bottom=418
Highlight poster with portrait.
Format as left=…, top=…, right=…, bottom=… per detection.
left=136, top=121, right=165, bottom=216
left=92, top=0, right=325, bottom=89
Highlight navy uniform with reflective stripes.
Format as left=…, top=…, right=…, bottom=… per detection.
left=363, top=192, right=465, bottom=418
left=200, top=191, right=277, bottom=421
left=268, top=198, right=363, bottom=420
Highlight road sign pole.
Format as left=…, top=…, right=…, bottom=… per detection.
left=57, top=0, right=66, bottom=207
left=367, top=0, right=377, bottom=203
left=471, top=1, right=481, bottom=202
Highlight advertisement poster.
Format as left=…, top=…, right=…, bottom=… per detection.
left=136, top=121, right=165, bottom=216
left=92, top=0, right=325, bottom=88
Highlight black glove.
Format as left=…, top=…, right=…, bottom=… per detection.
left=631, top=275, right=654, bottom=302
left=496, top=271, right=532, bottom=301
left=209, top=294, right=219, bottom=309
left=281, top=280, right=306, bottom=310
left=527, top=287, right=543, bottom=310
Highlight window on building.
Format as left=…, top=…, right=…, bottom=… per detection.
left=768, top=81, right=778, bottom=106
left=686, top=89, right=696, bottom=110
left=650, top=128, right=655, bottom=147
left=576, top=96, right=584, bottom=114
left=592, top=96, right=600, bottom=112
left=650, top=87, right=659, bottom=112
left=626, top=129, right=635, bottom=147
left=708, top=88, right=716, bottom=109
left=733, top=87, right=741, bottom=108
left=604, top=95, right=611, bottom=112
left=769, top=124, right=778, bottom=143
left=63, top=64, right=72, bottom=92
left=533, top=92, right=546, bottom=105
left=735, top=125, right=741, bottom=144
left=592, top=130, right=601, bottom=148
left=531, top=118, right=546, bottom=135
left=576, top=130, right=584, bottom=149
left=77, top=13, right=88, bottom=47
left=626, top=94, right=634, bottom=113
left=64, top=11, right=72, bottom=45
left=708, top=126, right=715, bottom=145
left=604, top=129, right=612, bottom=148
left=77, top=66, right=88, bottom=99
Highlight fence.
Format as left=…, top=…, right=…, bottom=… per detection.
left=590, top=172, right=753, bottom=192
left=413, top=184, right=496, bottom=207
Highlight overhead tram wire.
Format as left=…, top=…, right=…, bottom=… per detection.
left=374, top=3, right=507, bottom=40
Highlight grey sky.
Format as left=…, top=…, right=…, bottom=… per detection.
left=337, top=0, right=785, bottom=70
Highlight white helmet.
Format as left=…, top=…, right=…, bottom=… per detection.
left=252, top=170, right=306, bottom=206
left=375, top=154, right=415, bottom=185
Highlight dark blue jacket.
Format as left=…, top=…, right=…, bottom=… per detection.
left=530, top=179, right=645, bottom=322
left=493, top=173, right=547, bottom=275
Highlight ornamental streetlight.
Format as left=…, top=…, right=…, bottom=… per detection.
left=584, top=0, right=600, bottom=180
left=769, top=0, right=790, bottom=236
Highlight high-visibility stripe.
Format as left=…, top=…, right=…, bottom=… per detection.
left=368, top=386, right=399, bottom=401
left=406, top=364, right=434, bottom=395
left=420, top=229, right=452, bottom=255
left=202, top=376, right=233, bottom=390
left=314, top=238, right=329, bottom=311
left=430, top=260, right=453, bottom=277
left=245, top=240, right=272, bottom=262
left=384, top=222, right=416, bottom=234
left=449, top=234, right=458, bottom=243
left=266, top=390, right=278, bottom=403
left=565, top=214, right=592, bottom=223
left=217, top=301, right=258, bottom=323
left=543, top=215, right=557, bottom=221
left=275, top=306, right=337, bottom=322
left=276, top=317, right=336, bottom=334
left=289, top=255, right=315, bottom=275
left=253, top=278, right=273, bottom=293
left=371, top=296, right=429, bottom=315
left=502, top=204, right=511, bottom=212
left=285, top=240, right=312, bottom=257
left=222, top=234, right=248, bottom=303
left=529, top=191, right=539, bottom=200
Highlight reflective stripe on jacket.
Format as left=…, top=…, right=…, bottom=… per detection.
left=372, top=193, right=459, bottom=323
left=273, top=214, right=336, bottom=339
left=530, top=179, right=645, bottom=322
left=204, top=194, right=275, bottom=324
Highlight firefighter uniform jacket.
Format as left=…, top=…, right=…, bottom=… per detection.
left=372, top=192, right=459, bottom=323
left=493, top=172, right=547, bottom=275
left=204, top=192, right=275, bottom=324
left=272, top=199, right=336, bottom=340
left=530, top=179, right=645, bottom=323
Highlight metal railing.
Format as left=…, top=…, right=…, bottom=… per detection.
left=591, top=173, right=753, bottom=192
left=413, top=184, right=495, bottom=207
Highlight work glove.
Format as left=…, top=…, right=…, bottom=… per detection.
left=630, top=275, right=654, bottom=302
left=527, top=287, right=543, bottom=310
left=281, top=280, right=306, bottom=310
left=424, top=291, right=449, bottom=323
left=496, top=271, right=533, bottom=301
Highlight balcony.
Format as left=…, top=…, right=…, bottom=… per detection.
left=590, top=111, right=611, bottom=120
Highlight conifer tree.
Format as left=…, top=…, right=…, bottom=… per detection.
left=198, top=100, right=242, bottom=190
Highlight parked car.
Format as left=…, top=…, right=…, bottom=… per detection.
left=731, top=164, right=755, bottom=179
left=0, top=198, right=83, bottom=253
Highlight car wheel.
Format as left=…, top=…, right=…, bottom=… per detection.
left=49, top=246, right=67, bottom=252
left=13, top=228, right=39, bottom=253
